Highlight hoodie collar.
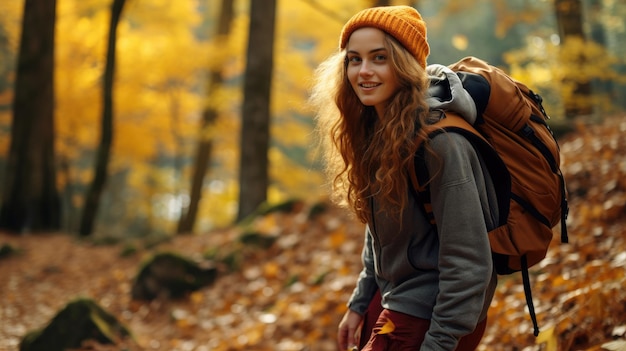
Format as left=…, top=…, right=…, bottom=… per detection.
left=425, top=64, right=477, bottom=125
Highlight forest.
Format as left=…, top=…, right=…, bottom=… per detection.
left=1, top=0, right=625, bottom=350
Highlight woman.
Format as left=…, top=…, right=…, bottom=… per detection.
left=310, top=6, right=499, bottom=351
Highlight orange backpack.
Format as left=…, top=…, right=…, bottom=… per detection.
left=409, top=56, right=569, bottom=336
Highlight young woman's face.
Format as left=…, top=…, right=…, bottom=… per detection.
left=345, top=27, right=400, bottom=117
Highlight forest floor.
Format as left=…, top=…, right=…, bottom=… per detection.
left=1, top=114, right=626, bottom=351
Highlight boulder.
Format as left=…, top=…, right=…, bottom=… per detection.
left=20, top=298, right=132, bottom=351
left=0, top=243, right=18, bottom=259
left=131, top=252, right=217, bottom=300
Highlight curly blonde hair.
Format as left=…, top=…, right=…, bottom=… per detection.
left=310, top=34, right=432, bottom=223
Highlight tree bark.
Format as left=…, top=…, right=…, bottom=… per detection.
left=79, top=0, right=126, bottom=236
left=177, top=0, right=234, bottom=234
left=236, top=0, right=276, bottom=222
left=0, top=0, right=60, bottom=233
left=554, top=0, right=592, bottom=118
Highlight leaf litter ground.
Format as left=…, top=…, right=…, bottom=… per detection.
left=1, top=115, right=626, bottom=351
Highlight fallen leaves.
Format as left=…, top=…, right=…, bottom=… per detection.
left=481, top=115, right=626, bottom=351
left=378, top=319, right=396, bottom=335
left=536, top=325, right=558, bottom=351
left=1, top=115, right=626, bottom=350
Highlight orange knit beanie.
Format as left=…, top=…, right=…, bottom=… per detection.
left=339, top=6, right=430, bottom=69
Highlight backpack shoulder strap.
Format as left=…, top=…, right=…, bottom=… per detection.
left=409, top=113, right=485, bottom=190
left=409, top=112, right=510, bottom=227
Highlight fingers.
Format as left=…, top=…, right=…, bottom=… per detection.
left=338, top=324, right=357, bottom=350
left=337, top=324, right=349, bottom=350
left=346, top=325, right=357, bottom=349
left=338, top=310, right=363, bottom=351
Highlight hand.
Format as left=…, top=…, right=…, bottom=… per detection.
left=337, top=309, right=363, bottom=351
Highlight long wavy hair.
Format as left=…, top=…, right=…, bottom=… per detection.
left=310, top=33, right=432, bottom=223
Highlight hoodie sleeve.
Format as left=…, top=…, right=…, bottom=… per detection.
left=347, top=225, right=379, bottom=314
left=420, top=132, right=495, bottom=351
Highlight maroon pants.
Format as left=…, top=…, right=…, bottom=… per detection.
left=359, top=290, right=486, bottom=351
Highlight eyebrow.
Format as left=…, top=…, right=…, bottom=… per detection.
left=346, top=47, right=387, bottom=55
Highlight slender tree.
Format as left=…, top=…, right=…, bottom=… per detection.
left=177, top=0, right=235, bottom=234
left=79, top=0, right=126, bottom=236
left=236, top=0, right=277, bottom=222
left=0, top=0, right=60, bottom=233
left=554, top=0, right=592, bottom=118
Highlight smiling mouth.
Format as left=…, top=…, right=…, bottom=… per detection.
left=360, top=82, right=381, bottom=88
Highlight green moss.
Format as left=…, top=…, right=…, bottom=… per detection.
left=310, top=271, right=329, bottom=286
left=0, top=243, right=19, bottom=259
left=256, top=199, right=303, bottom=215
left=239, top=232, right=276, bottom=249
left=237, top=199, right=304, bottom=226
left=119, top=244, right=138, bottom=257
left=19, top=298, right=132, bottom=351
left=308, top=201, right=328, bottom=219
left=131, top=252, right=217, bottom=300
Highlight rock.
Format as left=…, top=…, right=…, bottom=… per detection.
left=19, top=298, right=131, bottom=351
left=237, top=199, right=305, bottom=225
left=239, top=232, right=277, bottom=249
left=131, top=252, right=217, bottom=300
left=308, top=201, right=329, bottom=219
left=0, top=243, right=18, bottom=259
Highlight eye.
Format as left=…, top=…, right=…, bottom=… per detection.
left=347, top=55, right=362, bottom=64
left=373, top=54, right=387, bottom=62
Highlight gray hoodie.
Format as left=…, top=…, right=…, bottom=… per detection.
left=347, top=65, right=499, bottom=350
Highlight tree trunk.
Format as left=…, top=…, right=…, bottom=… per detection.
left=0, top=0, right=60, bottom=233
left=177, top=0, right=235, bottom=234
left=236, top=0, right=276, bottom=222
left=79, top=0, right=126, bottom=236
left=554, top=0, right=592, bottom=118
left=587, top=0, right=615, bottom=106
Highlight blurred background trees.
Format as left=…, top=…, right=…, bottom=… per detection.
left=0, top=0, right=59, bottom=233
left=0, top=0, right=624, bottom=238
left=177, top=0, right=234, bottom=234
left=79, top=0, right=127, bottom=236
left=236, top=0, right=276, bottom=222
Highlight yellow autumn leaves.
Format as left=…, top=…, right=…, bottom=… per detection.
left=378, top=318, right=396, bottom=335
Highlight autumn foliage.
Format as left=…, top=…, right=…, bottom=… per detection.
left=1, top=115, right=626, bottom=349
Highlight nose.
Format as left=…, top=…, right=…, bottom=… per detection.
left=359, top=60, right=374, bottom=76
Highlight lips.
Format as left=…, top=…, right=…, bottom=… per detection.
left=359, top=82, right=381, bottom=89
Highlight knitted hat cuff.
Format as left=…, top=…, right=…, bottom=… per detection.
left=339, top=6, right=430, bottom=68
